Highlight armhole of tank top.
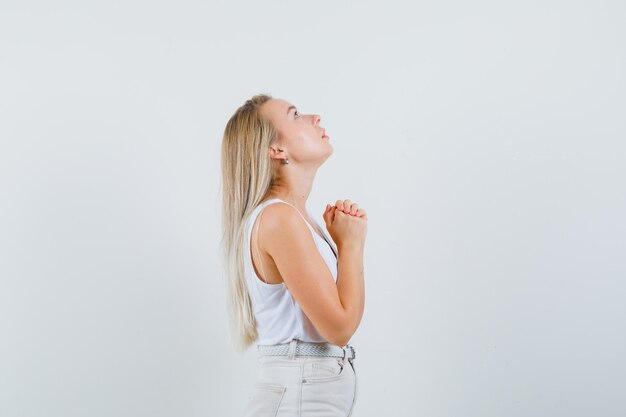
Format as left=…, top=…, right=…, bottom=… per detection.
left=249, top=199, right=289, bottom=287
left=249, top=199, right=315, bottom=287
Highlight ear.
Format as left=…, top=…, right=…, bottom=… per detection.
left=269, top=145, right=288, bottom=163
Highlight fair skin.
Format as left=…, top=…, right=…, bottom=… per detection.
left=250, top=98, right=367, bottom=347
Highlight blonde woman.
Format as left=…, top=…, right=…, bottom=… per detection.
left=220, top=93, right=367, bottom=417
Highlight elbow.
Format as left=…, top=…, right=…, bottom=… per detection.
left=321, top=310, right=357, bottom=347
left=326, top=336, right=349, bottom=348
left=326, top=327, right=353, bottom=348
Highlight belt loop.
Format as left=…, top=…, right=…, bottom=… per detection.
left=348, top=345, right=355, bottom=365
left=287, top=338, right=298, bottom=359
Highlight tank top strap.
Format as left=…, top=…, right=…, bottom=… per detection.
left=254, top=198, right=312, bottom=225
left=249, top=198, right=293, bottom=226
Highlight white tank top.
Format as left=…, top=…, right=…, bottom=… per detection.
left=244, top=198, right=339, bottom=346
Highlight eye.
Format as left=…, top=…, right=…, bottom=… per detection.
left=294, top=110, right=300, bottom=118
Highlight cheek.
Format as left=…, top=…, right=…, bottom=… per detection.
left=306, top=134, right=325, bottom=150
left=295, top=130, right=318, bottom=147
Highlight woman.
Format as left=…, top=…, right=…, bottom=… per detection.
left=220, top=93, right=367, bottom=417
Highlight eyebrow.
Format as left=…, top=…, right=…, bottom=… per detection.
left=286, top=105, right=296, bottom=115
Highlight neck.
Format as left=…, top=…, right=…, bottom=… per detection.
left=266, top=181, right=313, bottom=214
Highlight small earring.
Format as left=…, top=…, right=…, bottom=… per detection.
left=282, top=157, right=290, bottom=165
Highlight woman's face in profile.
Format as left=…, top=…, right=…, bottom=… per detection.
left=260, top=98, right=333, bottom=164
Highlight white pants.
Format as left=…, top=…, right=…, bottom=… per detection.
left=242, top=340, right=358, bottom=417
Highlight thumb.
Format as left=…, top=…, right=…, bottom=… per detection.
left=323, top=204, right=335, bottom=227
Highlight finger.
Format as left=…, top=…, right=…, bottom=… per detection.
left=349, top=203, right=359, bottom=215
left=332, top=208, right=346, bottom=223
left=336, top=199, right=352, bottom=213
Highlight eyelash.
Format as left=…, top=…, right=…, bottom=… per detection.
left=294, top=110, right=300, bottom=118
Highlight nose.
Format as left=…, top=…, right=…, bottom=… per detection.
left=312, top=114, right=321, bottom=125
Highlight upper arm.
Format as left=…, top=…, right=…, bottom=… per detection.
left=258, top=203, right=347, bottom=346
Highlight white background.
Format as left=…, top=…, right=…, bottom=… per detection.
left=1, top=1, right=625, bottom=416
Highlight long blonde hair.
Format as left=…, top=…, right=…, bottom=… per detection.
left=219, top=93, right=278, bottom=353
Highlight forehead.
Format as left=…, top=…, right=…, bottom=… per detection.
left=261, top=98, right=294, bottom=120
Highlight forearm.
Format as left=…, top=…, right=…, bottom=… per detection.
left=336, top=244, right=365, bottom=344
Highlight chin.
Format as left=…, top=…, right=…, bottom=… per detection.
left=320, top=150, right=333, bottom=164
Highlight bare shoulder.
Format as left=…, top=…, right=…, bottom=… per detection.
left=253, top=201, right=314, bottom=259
